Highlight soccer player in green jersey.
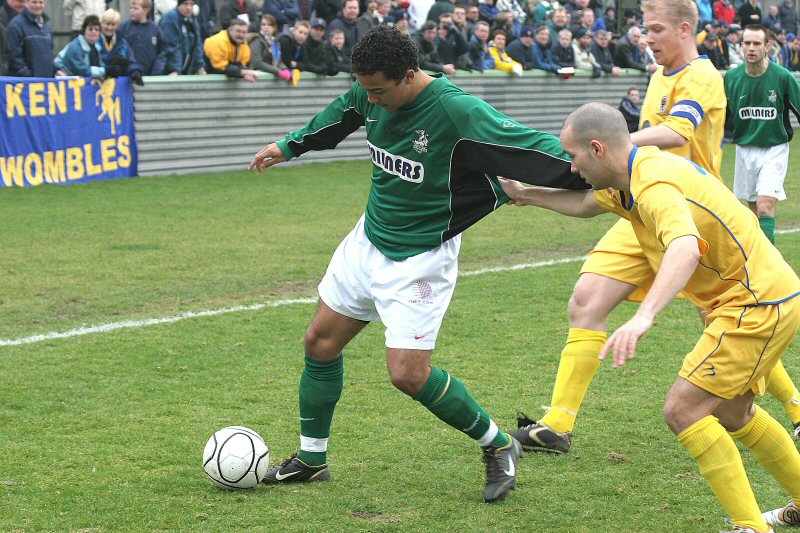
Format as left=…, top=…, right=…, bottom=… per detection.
left=725, top=24, right=800, bottom=245
left=248, top=25, right=588, bottom=503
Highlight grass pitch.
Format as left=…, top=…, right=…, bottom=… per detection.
left=2, top=146, right=800, bottom=532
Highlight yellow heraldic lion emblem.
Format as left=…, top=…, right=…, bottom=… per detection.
left=94, top=78, right=122, bottom=135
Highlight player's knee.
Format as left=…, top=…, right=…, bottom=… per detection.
left=662, top=399, right=693, bottom=435
left=568, top=283, right=605, bottom=328
left=304, top=325, right=337, bottom=360
left=388, top=366, right=425, bottom=396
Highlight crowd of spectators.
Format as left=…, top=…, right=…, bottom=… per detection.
left=1, top=0, right=800, bottom=84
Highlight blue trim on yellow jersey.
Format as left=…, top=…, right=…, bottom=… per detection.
left=627, top=144, right=637, bottom=177
left=686, top=198, right=757, bottom=302
left=687, top=330, right=726, bottom=377
left=670, top=100, right=705, bottom=128
left=664, top=55, right=706, bottom=77
left=754, top=291, right=800, bottom=305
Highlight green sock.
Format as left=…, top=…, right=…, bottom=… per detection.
left=759, top=215, right=775, bottom=244
left=298, top=355, right=343, bottom=466
left=413, top=367, right=509, bottom=448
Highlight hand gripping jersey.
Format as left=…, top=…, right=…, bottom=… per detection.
left=639, top=56, right=726, bottom=178
left=276, top=74, right=588, bottom=261
left=594, top=145, right=800, bottom=309
left=724, top=61, right=800, bottom=147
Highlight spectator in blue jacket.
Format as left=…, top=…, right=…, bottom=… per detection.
left=119, top=0, right=167, bottom=75
left=159, top=0, right=206, bottom=75
left=54, top=15, right=105, bottom=78
left=7, top=0, right=55, bottom=77
left=506, top=25, right=535, bottom=69
left=100, top=9, right=144, bottom=84
left=532, top=25, right=559, bottom=73
left=262, top=0, right=301, bottom=32
left=467, top=20, right=493, bottom=71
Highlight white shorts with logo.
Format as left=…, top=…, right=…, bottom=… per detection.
left=318, top=215, right=460, bottom=350
left=734, top=143, right=789, bottom=202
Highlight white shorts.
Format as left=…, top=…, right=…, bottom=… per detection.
left=734, top=143, right=789, bottom=202
left=318, top=215, right=461, bottom=350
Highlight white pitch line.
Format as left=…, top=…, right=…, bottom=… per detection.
left=776, top=227, right=800, bottom=234
left=0, top=257, right=588, bottom=348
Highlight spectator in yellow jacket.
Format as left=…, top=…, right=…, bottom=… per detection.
left=488, top=28, right=522, bottom=75
left=204, top=18, right=257, bottom=81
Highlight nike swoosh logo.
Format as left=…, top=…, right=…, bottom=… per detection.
left=414, top=334, right=426, bottom=340
left=503, top=457, right=515, bottom=477
left=366, top=117, right=377, bottom=122
left=275, top=470, right=301, bottom=481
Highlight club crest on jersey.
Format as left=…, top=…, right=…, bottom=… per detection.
left=768, top=89, right=777, bottom=103
left=412, top=130, right=429, bottom=154
left=367, top=141, right=425, bottom=183
left=659, top=96, right=669, bottom=115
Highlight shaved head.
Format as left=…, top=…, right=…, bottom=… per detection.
left=563, top=102, right=630, bottom=149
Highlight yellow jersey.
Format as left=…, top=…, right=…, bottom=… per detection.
left=594, top=145, right=800, bottom=309
left=639, top=57, right=726, bottom=178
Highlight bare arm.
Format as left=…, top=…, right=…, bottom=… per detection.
left=630, top=125, right=687, bottom=149
left=499, top=178, right=605, bottom=218
left=599, top=234, right=701, bottom=367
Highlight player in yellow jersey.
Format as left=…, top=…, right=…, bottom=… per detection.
left=502, top=102, right=800, bottom=533
left=511, top=0, right=800, bottom=454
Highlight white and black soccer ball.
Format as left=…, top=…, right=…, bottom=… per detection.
left=203, top=426, right=270, bottom=489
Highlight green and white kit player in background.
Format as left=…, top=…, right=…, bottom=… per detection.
left=725, top=24, right=800, bottom=244
left=249, top=25, right=588, bottom=503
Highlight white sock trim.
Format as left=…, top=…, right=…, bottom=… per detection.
left=300, top=435, right=329, bottom=453
left=477, top=420, right=499, bottom=447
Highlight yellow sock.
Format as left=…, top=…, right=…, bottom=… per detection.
left=730, top=404, right=800, bottom=503
left=767, top=360, right=800, bottom=425
left=678, top=416, right=766, bottom=531
left=540, top=328, right=606, bottom=433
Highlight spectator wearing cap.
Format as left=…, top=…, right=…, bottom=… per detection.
left=726, top=23, right=743, bottom=68
left=591, top=29, right=621, bottom=76
left=532, top=24, right=558, bottom=73
left=467, top=20, right=493, bottom=71
left=780, top=0, right=799, bottom=35
left=696, top=19, right=721, bottom=47
left=300, top=17, right=328, bottom=74
left=328, top=0, right=362, bottom=57
left=506, top=25, right=535, bottom=69
left=698, top=30, right=727, bottom=70
left=764, top=4, right=783, bottom=35
left=54, top=15, right=105, bottom=78
left=713, top=0, right=735, bottom=25
left=204, top=18, right=257, bottom=80
left=782, top=32, right=800, bottom=70
left=488, top=28, right=522, bottom=74
left=737, top=0, right=762, bottom=27
left=159, top=0, right=206, bottom=75
left=392, top=10, right=410, bottom=35
left=7, top=0, right=56, bottom=77
left=572, top=27, right=600, bottom=77
left=262, top=0, right=301, bottom=32
left=247, top=13, right=293, bottom=81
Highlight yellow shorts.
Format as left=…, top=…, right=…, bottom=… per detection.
left=580, top=219, right=655, bottom=302
left=679, top=298, right=800, bottom=399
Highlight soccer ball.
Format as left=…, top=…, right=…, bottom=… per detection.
left=203, top=426, right=270, bottom=489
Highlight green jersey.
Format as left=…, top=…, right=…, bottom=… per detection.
left=725, top=62, right=800, bottom=147
left=277, top=75, right=587, bottom=261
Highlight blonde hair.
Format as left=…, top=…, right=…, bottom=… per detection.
left=641, top=0, right=698, bottom=35
left=102, top=8, right=121, bottom=24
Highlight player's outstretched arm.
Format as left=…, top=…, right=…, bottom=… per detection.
left=249, top=143, right=288, bottom=173
left=599, top=234, right=701, bottom=368
left=499, top=178, right=604, bottom=218
left=630, top=125, right=687, bottom=149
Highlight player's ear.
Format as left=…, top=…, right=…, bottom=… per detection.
left=590, top=139, right=603, bottom=157
left=404, top=69, right=415, bottom=84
